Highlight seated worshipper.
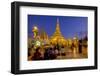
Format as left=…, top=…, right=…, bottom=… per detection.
left=32, top=47, right=43, bottom=60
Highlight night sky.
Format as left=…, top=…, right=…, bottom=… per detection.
left=28, top=15, right=88, bottom=39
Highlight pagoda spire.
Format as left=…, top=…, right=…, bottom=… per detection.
left=50, top=18, right=67, bottom=46
left=54, top=18, right=62, bottom=36
left=57, top=18, right=59, bottom=24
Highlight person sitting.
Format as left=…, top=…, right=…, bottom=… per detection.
left=49, top=47, right=57, bottom=59
left=44, top=48, right=50, bottom=60
left=32, top=47, right=43, bottom=60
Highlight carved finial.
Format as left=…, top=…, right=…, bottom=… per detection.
left=57, top=18, right=59, bottom=24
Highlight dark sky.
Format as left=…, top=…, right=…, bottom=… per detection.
left=28, top=15, right=88, bottom=39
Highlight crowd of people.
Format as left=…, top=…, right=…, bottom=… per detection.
left=28, top=44, right=67, bottom=61
left=28, top=40, right=86, bottom=61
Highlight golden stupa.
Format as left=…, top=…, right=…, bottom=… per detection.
left=50, top=18, right=67, bottom=46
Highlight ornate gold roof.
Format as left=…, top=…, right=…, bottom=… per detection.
left=50, top=18, right=67, bottom=46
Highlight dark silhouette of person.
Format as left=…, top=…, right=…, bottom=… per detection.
left=49, top=47, right=57, bottom=59
left=28, top=48, right=32, bottom=60
left=44, top=47, right=57, bottom=60
left=44, top=48, right=50, bottom=60
left=79, top=40, right=82, bottom=53
left=33, top=47, right=43, bottom=60
left=28, top=48, right=31, bottom=57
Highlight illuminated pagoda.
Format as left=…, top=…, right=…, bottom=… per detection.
left=50, top=18, right=67, bottom=46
